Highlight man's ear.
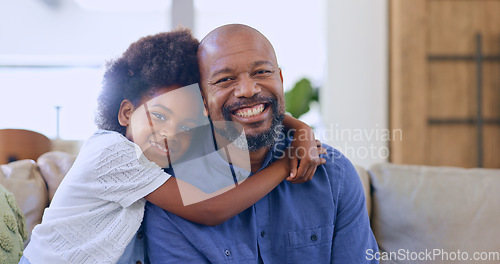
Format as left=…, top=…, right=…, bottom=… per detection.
left=202, top=99, right=209, bottom=117
left=200, top=91, right=209, bottom=117
left=279, top=68, right=283, bottom=83
left=118, top=100, right=135, bottom=127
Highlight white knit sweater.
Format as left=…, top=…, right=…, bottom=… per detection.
left=24, top=130, right=169, bottom=264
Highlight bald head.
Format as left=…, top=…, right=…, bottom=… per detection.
left=198, top=24, right=278, bottom=69
left=200, top=24, right=264, bottom=47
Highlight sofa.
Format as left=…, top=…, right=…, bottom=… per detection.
left=355, top=164, right=500, bottom=263
left=0, top=151, right=76, bottom=248
left=1, top=151, right=499, bottom=263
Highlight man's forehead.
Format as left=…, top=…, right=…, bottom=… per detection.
left=199, top=26, right=276, bottom=60
left=200, top=24, right=260, bottom=47
left=199, top=37, right=276, bottom=70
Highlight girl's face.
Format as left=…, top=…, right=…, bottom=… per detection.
left=121, top=85, right=203, bottom=168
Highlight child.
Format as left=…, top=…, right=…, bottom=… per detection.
left=22, top=29, right=325, bottom=264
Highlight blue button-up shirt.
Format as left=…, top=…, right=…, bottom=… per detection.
left=144, top=134, right=378, bottom=263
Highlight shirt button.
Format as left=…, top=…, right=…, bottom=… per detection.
left=224, top=249, right=231, bottom=256
left=310, top=234, right=318, bottom=241
left=137, top=232, right=143, bottom=240
left=260, top=230, right=265, bottom=238
left=136, top=261, right=142, bottom=264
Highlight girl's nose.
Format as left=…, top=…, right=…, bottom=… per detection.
left=159, top=128, right=179, bottom=151
left=159, top=129, right=176, bottom=141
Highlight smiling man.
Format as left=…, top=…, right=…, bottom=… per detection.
left=198, top=24, right=286, bottom=169
left=144, top=24, right=379, bottom=263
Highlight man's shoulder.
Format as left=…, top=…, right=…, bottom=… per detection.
left=321, top=143, right=353, bottom=170
left=316, top=143, right=362, bottom=191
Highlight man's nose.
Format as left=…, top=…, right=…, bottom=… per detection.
left=234, top=75, right=261, bottom=98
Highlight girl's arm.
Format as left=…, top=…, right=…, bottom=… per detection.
left=282, top=114, right=326, bottom=183
left=145, top=156, right=290, bottom=226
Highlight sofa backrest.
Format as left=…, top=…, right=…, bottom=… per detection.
left=0, top=151, right=76, bottom=246
left=37, top=151, right=77, bottom=202
left=0, top=160, right=48, bottom=246
left=368, top=163, right=500, bottom=263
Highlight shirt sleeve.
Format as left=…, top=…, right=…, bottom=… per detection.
left=92, top=139, right=170, bottom=208
left=328, top=149, right=379, bottom=263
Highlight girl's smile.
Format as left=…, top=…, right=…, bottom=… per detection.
left=120, top=84, right=205, bottom=168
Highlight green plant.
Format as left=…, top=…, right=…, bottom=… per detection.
left=285, top=78, right=319, bottom=118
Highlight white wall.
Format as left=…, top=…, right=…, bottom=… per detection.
left=0, top=0, right=172, bottom=140
left=1, top=0, right=389, bottom=163
left=1, top=0, right=328, bottom=141
left=0, top=0, right=171, bottom=63
left=322, top=0, right=388, bottom=168
left=193, top=0, right=326, bottom=92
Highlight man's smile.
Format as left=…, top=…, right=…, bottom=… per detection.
left=233, top=103, right=266, bottom=117
left=230, top=103, right=270, bottom=124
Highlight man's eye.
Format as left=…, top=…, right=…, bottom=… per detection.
left=152, top=112, right=166, bottom=121
left=215, top=77, right=233, bottom=84
left=253, top=69, right=272, bottom=76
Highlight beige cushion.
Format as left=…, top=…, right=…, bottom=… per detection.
left=0, top=160, right=48, bottom=245
left=354, top=165, right=372, bottom=218
left=369, top=163, right=500, bottom=263
left=37, top=151, right=76, bottom=202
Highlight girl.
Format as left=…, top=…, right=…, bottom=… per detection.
left=22, top=29, right=325, bottom=264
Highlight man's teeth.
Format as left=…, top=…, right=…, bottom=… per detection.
left=151, top=141, right=167, bottom=152
left=234, top=104, right=265, bottom=117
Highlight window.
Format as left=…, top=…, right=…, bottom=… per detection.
left=0, top=67, right=103, bottom=140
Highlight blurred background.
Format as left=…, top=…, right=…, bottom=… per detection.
left=1, top=0, right=499, bottom=168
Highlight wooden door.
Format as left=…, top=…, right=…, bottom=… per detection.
left=390, top=0, right=500, bottom=168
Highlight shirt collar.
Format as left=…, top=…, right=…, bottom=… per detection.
left=257, top=128, right=292, bottom=173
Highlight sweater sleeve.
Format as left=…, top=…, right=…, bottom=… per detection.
left=92, top=139, right=170, bottom=208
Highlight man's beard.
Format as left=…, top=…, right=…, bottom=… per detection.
left=211, top=96, right=285, bottom=152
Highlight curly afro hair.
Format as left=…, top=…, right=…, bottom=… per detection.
left=95, top=28, right=200, bottom=135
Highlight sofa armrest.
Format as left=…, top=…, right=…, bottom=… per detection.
left=354, top=165, right=372, bottom=218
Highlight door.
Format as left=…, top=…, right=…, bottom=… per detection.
left=390, top=0, right=500, bottom=168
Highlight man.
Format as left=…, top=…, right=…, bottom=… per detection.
left=144, top=24, right=379, bottom=263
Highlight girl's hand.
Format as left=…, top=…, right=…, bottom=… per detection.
left=286, top=133, right=327, bottom=184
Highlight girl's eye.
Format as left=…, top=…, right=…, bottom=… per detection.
left=180, top=125, right=193, bottom=132
left=152, top=112, right=166, bottom=121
